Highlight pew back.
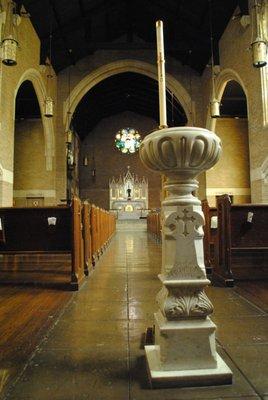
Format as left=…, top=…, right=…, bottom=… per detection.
left=0, top=197, right=84, bottom=290
left=202, top=199, right=217, bottom=273
left=214, top=195, right=268, bottom=285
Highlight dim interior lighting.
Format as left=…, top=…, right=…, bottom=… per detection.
left=115, top=128, right=141, bottom=154
left=251, top=0, right=267, bottom=68
left=1, top=1, right=19, bottom=66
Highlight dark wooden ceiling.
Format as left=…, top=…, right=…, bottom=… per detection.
left=14, top=1, right=248, bottom=136
left=72, top=72, right=187, bottom=139
left=15, top=0, right=248, bottom=73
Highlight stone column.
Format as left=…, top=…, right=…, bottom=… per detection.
left=140, top=126, right=232, bottom=388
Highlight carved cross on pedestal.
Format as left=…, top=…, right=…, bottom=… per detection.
left=175, top=209, right=196, bottom=237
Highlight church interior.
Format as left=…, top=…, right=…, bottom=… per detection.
left=0, top=0, right=268, bottom=398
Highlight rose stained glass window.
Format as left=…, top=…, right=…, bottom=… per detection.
left=115, top=128, right=141, bottom=154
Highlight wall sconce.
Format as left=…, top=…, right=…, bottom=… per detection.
left=91, top=154, right=96, bottom=180
left=1, top=1, right=19, bottom=66
left=67, top=148, right=74, bottom=169
left=251, top=0, right=267, bottom=68
left=83, top=156, right=88, bottom=166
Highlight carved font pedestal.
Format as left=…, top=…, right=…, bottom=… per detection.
left=140, top=127, right=232, bottom=388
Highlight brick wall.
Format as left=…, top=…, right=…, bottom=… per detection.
left=79, top=111, right=161, bottom=209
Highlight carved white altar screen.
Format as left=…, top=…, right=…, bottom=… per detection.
left=109, top=167, right=148, bottom=215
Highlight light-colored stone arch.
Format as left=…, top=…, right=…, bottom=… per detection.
left=14, top=68, right=55, bottom=170
left=0, top=163, right=3, bottom=207
left=63, top=59, right=193, bottom=129
left=206, top=68, right=248, bottom=132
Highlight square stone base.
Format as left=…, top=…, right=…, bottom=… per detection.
left=145, top=345, right=233, bottom=388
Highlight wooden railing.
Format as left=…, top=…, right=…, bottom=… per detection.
left=147, top=211, right=161, bottom=242
left=0, top=197, right=116, bottom=290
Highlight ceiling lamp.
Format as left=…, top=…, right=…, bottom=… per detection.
left=251, top=0, right=267, bottom=68
left=115, top=128, right=141, bottom=154
left=1, top=1, right=19, bottom=66
left=209, top=0, right=220, bottom=118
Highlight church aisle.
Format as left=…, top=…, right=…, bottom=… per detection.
left=4, top=226, right=268, bottom=400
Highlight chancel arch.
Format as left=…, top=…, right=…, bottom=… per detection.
left=68, top=71, right=188, bottom=210
left=63, top=59, right=194, bottom=130
left=206, top=76, right=251, bottom=206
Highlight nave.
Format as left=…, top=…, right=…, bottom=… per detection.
left=1, top=222, right=268, bottom=400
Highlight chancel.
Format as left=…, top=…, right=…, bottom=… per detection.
left=109, top=166, right=148, bottom=219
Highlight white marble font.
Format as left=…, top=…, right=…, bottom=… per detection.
left=140, top=126, right=233, bottom=388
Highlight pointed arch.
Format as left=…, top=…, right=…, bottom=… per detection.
left=206, top=68, right=248, bottom=131
left=63, top=59, right=193, bottom=129
left=15, top=68, right=55, bottom=170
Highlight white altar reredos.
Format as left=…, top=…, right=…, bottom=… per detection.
left=109, top=167, right=148, bottom=219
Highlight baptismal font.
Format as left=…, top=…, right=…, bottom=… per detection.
left=139, top=20, right=232, bottom=388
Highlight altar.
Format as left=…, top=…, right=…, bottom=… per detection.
left=109, top=167, right=149, bottom=220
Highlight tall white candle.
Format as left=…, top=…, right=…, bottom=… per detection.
left=156, top=20, right=167, bottom=128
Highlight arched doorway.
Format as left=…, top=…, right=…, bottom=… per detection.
left=13, top=80, right=53, bottom=206
left=67, top=72, right=188, bottom=209
left=206, top=80, right=251, bottom=206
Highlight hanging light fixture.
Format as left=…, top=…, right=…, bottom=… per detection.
left=209, top=0, right=220, bottom=118
left=44, top=16, right=54, bottom=118
left=91, top=131, right=96, bottom=180
left=251, top=0, right=267, bottom=68
left=1, top=1, right=19, bottom=66
left=65, top=54, right=74, bottom=144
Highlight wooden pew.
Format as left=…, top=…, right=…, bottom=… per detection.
left=90, top=205, right=99, bottom=265
left=147, top=211, right=161, bottom=242
left=90, top=204, right=116, bottom=266
left=202, top=199, right=217, bottom=274
left=0, top=197, right=85, bottom=290
left=82, top=201, right=92, bottom=276
left=213, top=194, right=268, bottom=286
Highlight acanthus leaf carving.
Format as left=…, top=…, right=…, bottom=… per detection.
left=161, top=288, right=213, bottom=320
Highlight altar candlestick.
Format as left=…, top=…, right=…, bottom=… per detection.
left=156, top=20, right=167, bottom=129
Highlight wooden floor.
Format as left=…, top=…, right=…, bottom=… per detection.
left=0, top=224, right=267, bottom=399
left=0, top=254, right=73, bottom=288
left=0, top=286, right=72, bottom=396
